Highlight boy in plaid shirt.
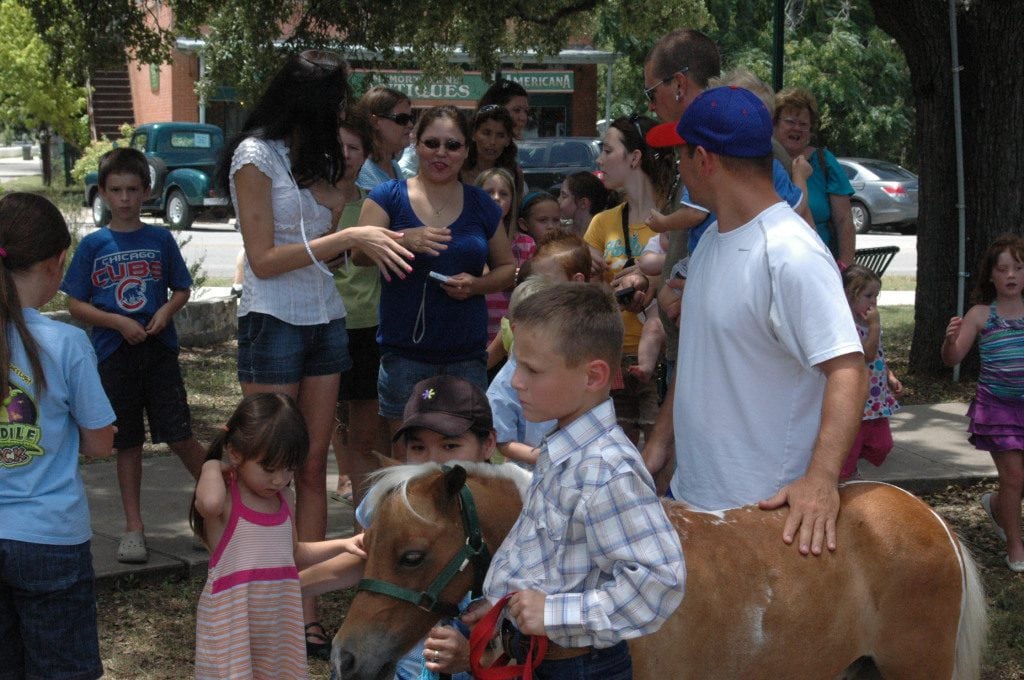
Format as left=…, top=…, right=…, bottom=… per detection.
left=475, top=282, right=685, bottom=678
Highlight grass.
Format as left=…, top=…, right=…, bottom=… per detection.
left=880, top=305, right=976, bottom=405
left=86, top=311, right=1024, bottom=677
left=881, top=273, right=916, bottom=291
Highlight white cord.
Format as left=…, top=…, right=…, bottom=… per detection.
left=273, top=143, right=334, bottom=278
left=412, top=282, right=427, bottom=344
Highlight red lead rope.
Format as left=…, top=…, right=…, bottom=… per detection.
left=468, top=594, right=548, bottom=680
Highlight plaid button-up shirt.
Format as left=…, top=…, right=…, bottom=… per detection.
left=483, top=399, right=685, bottom=648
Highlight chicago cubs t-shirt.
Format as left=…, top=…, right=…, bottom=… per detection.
left=61, top=224, right=192, bottom=362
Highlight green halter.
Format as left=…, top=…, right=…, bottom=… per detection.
left=357, top=465, right=492, bottom=619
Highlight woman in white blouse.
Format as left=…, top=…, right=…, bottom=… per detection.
left=220, top=50, right=412, bottom=657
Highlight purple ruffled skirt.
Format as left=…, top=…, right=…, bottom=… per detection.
left=967, top=387, right=1024, bottom=452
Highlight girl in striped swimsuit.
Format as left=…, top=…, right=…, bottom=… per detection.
left=942, top=234, right=1024, bottom=572
left=190, top=393, right=365, bottom=678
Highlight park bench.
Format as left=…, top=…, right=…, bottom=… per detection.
left=853, top=246, right=900, bottom=277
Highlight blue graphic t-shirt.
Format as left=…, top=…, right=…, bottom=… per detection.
left=0, top=309, right=115, bottom=545
left=61, top=225, right=193, bottom=362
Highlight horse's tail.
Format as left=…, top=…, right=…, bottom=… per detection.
left=952, top=538, right=987, bottom=680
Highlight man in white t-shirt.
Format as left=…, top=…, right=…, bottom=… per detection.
left=645, top=86, right=866, bottom=556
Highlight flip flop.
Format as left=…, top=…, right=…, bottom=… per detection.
left=330, top=490, right=353, bottom=505
left=980, top=492, right=1007, bottom=543
left=1005, top=555, right=1024, bottom=573
left=117, top=530, right=149, bottom=564
left=305, top=622, right=332, bottom=660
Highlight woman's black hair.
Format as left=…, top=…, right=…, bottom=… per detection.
left=219, top=50, right=351, bottom=191
left=0, top=193, right=71, bottom=398
left=189, top=393, right=310, bottom=540
left=564, top=172, right=609, bottom=215
left=467, top=105, right=518, bottom=175
left=609, top=115, right=677, bottom=204
left=478, top=79, right=528, bottom=108
left=414, top=106, right=471, bottom=145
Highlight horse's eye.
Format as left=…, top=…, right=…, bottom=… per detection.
left=399, top=551, right=425, bottom=568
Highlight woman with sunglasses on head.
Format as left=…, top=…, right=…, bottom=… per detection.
left=220, top=50, right=413, bottom=660
left=478, top=78, right=531, bottom=139
left=355, top=106, right=516, bottom=439
left=461, top=104, right=522, bottom=191
left=351, top=86, right=416, bottom=187
left=585, top=114, right=676, bottom=444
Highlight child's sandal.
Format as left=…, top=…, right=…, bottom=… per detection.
left=305, top=621, right=332, bottom=660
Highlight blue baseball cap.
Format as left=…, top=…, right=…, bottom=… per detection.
left=646, top=86, right=773, bottom=158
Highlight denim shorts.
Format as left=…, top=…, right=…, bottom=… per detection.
left=98, top=338, right=193, bottom=450
left=377, top=349, right=487, bottom=420
left=0, top=539, right=102, bottom=680
left=237, top=312, right=351, bottom=384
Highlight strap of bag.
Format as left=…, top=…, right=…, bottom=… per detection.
left=469, top=594, right=548, bottom=680
left=815, top=146, right=841, bottom=259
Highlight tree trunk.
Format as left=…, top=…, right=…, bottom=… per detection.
left=870, top=0, right=1024, bottom=377
left=39, top=129, right=52, bottom=187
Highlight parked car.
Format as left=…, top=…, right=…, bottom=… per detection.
left=837, top=157, right=918, bottom=234
left=516, top=137, right=601, bottom=192
left=84, top=122, right=230, bottom=230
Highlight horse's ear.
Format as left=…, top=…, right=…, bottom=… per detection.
left=443, top=465, right=467, bottom=499
left=371, top=450, right=402, bottom=468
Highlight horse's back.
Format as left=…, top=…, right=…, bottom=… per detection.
left=631, top=482, right=967, bottom=680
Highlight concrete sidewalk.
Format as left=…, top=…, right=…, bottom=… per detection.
left=83, top=401, right=992, bottom=585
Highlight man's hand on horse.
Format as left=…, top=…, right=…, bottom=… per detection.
left=758, top=469, right=840, bottom=556
left=508, top=589, right=547, bottom=636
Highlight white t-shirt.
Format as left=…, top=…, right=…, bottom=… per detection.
left=229, top=137, right=345, bottom=325
left=671, top=202, right=861, bottom=510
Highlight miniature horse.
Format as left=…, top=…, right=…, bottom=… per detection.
left=334, top=463, right=986, bottom=680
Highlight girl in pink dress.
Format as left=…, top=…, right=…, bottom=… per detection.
left=839, top=265, right=902, bottom=480
left=191, top=393, right=365, bottom=679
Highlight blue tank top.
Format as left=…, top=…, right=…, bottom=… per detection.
left=978, top=303, right=1024, bottom=399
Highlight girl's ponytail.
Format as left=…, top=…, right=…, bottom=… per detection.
left=0, top=193, right=71, bottom=399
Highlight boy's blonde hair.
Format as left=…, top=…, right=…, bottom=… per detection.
left=508, top=275, right=552, bottom=320
left=512, top=282, right=622, bottom=369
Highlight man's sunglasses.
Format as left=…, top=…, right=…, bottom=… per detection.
left=420, top=138, right=465, bottom=151
left=380, top=112, right=416, bottom=126
left=643, top=67, right=689, bottom=102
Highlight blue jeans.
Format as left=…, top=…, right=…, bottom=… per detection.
left=0, top=539, right=102, bottom=680
left=377, top=349, right=487, bottom=420
left=512, top=637, right=632, bottom=680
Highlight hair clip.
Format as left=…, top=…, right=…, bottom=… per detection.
left=478, top=104, right=502, bottom=114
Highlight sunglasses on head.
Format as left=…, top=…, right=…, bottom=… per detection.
left=380, top=112, right=416, bottom=126
left=420, top=138, right=465, bottom=151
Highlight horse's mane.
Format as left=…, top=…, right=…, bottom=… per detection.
left=362, top=462, right=531, bottom=525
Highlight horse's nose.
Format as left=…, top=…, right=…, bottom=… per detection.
left=331, top=644, right=356, bottom=680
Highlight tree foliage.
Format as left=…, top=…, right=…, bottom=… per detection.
left=0, top=0, right=89, bottom=147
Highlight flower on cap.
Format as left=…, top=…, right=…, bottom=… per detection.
left=422, top=388, right=436, bottom=401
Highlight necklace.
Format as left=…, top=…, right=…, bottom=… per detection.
left=424, top=185, right=457, bottom=216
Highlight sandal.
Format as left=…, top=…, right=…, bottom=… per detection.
left=980, top=492, right=1007, bottom=543
left=305, top=621, right=332, bottom=660
left=117, top=530, right=149, bottom=564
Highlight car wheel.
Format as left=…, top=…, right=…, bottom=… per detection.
left=165, top=189, right=194, bottom=230
left=91, top=192, right=111, bottom=228
left=851, top=200, right=871, bottom=234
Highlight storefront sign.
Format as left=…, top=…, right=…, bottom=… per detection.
left=351, top=70, right=575, bottom=101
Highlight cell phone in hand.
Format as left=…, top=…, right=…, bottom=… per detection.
left=614, top=286, right=636, bottom=305
left=428, top=271, right=451, bottom=284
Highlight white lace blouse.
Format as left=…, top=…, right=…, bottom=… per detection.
left=229, top=137, right=346, bottom=325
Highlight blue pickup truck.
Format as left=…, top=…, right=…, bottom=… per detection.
left=85, top=122, right=230, bottom=230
